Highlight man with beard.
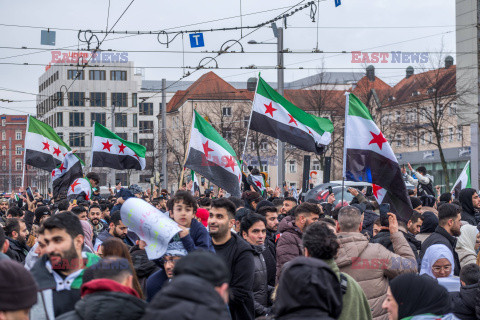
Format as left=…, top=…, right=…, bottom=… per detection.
left=88, top=204, right=105, bottom=244
left=209, top=198, right=255, bottom=320
left=420, top=203, right=462, bottom=276
left=280, top=197, right=297, bottom=215
left=0, top=198, right=8, bottom=227
left=29, top=211, right=100, bottom=320
left=4, top=218, right=29, bottom=263
left=93, top=211, right=128, bottom=252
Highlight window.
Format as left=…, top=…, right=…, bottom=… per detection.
left=244, top=116, right=250, bottom=128
left=449, top=103, right=457, bottom=116
left=1, top=131, right=4, bottom=141
left=116, top=133, right=128, bottom=140
left=91, top=113, right=106, bottom=126
left=140, top=139, right=154, bottom=151
left=259, top=139, right=267, bottom=150
left=68, top=92, right=85, bottom=106
left=133, top=114, right=138, bottom=127
left=112, top=93, right=127, bottom=107
left=67, top=70, right=84, bottom=80
left=412, top=135, right=417, bottom=146
left=139, top=121, right=153, bottom=133
left=395, top=134, right=402, bottom=147
left=395, top=111, right=401, bottom=122
left=58, top=132, right=63, bottom=141
left=115, top=113, right=128, bottom=127
left=405, top=135, right=410, bottom=147
left=457, top=126, right=463, bottom=141
left=139, top=103, right=153, bottom=116
left=90, top=92, right=106, bottom=107
left=133, top=132, right=138, bottom=144
left=55, top=92, right=63, bottom=106
left=110, top=70, right=127, bottom=81
left=115, top=173, right=128, bottom=186
left=16, top=160, right=22, bottom=171
left=89, top=70, right=106, bottom=80
left=428, top=132, right=433, bottom=143
left=289, top=160, right=297, bottom=173
left=69, top=112, right=85, bottom=127
left=312, top=160, right=320, bottom=170
left=15, top=131, right=22, bottom=140
left=1, top=145, right=5, bottom=155
left=56, top=112, right=63, bottom=127
left=439, top=129, right=444, bottom=142
left=69, top=132, right=85, bottom=147
left=223, top=129, right=232, bottom=140
left=132, top=93, right=138, bottom=108
left=76, top=153, right=85, bottom=163
left=448, top=127, right=454, bottom=142
left=222, top=107, right=232, bottom=117
left=1, top=160, right=5, bottom=168
left=15, top=145, right=22, bottom=155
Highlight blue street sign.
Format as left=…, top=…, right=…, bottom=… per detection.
left=189, top=33, right=205, bottom=48
left=335, top=0, right=341, bottom=7
left=41, top=30, right=56, bottom=46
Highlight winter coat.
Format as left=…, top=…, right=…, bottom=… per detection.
left=129, top=245, right=160, bottom=295
left=56, top=279, right=146, bottom=320
left=420, top=226, right=461, bottom=276
left=459, top=188, right=478, bottom=225
left=145, top=269, right=169, bottom=302
left=416, top=233, right=432, bottom=245
left=335, top=232, right=417, bottom=320
left=371, top=229, right=422, bottom=265
left=6, top=236, right=29, bottom=263
left=276, top=215, right=303, bottom=281
left=252, top=245, right=272, bottom=317
left=450, top=283, right=476, bottom=320
left=141, top=274, right=231, bottom=320
left=179, top=217, right=215, bottom=253
left=263, top=236, right=277, bottom=287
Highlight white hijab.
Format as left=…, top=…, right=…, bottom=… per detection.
left=420, top=244, right=454, bottom=279
left=456, top=224, right=479, bottom=256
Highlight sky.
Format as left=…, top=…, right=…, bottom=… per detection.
left=0, top=0, right=456, bottom=115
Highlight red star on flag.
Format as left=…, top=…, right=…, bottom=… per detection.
left=238, top=173, right=242, bottom=182
left=368, top=131, right=387, bottom=150
left=288, top=114, right=298, bottom=126
left=70, top=179, right=81, bottom=192
left=372, top=183, right=383, bottom=199
left=102, top=140, right=113, bottom=152
left=308, top=129, right=313, bottom=135
left=58, top=163, right=66, bottom=173
left=202, top=141, right=214, bottom=158
left=118, top=143, right=127, bottom=154
left=264, top=102, right=277, bottom=117
left=51, top=170, right=55, bottom=178
left=53, top=147, right=61, bottom=157
left=255, top=181, right=262, bottom=188
left=134, top=154, right=140, bottom=161
left=42, top=141, right=50, bottom=151
left=224, top=156, right=236, bottom=172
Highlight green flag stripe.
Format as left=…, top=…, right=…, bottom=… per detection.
left=28, top=116, right=71, bottom=150
left=466, top=163, right=471, bottom=188
left=255, top=76, right=334, bottom=134
left=193, top=110, right=237, bottom=158
left=94, top=122, right=146, bottom=157
left=348, top=94, right=373, bottom=121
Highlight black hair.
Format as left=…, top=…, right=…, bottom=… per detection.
left=71, top=206, right=87, bottom=216
left=43, top=211, right=84, bottom=240
left=89, top=204, right=101, bottom=212
left=86, top=172, right=100, bottom=185
left=416, top=166, right=427, bottom=175
left=110, top=211, right=122, bottom=226
left=294, top=202, right=321, bottom=218
left=408, top=189, right=415, bottom=196
left=235, top=208, right=252, bottom=222
left=437, top=203, right=460, bottom=225
left=211, top=198, right=236, bottom=219
left=173, top=190, right=197, bottom=212
left=257, top=206, right=278, bottom=217
left=6, top=206, right=23, bottom=218
left=250, top=168, right=260, bottom=175
left=408, top=211, right=424, bottom=224
left=439, top=193, right=452, bottom=203
left=284, top=197, right=298, bottom=204
left=166, top=198, right=175, bottom=212
left=319, top=217, right=336, bottom=228
left=0, top=226, right=5, bottom=248
left=272, top=199, right=284, bottom=207
left=374, top=217, right=381, bottom=226
left=4, top=218, right=21, bottom=237
left=198, top=197, right=212, bottom=208
left=57, top=199, right=69, bottom=211
left=302, top=222, right=339, bottom=260
left=242, top=191, right=261, bottom=205
left=306, top=199, right=321, bottom=205
left=240, top=213, right=266, bottom=236
left=82, top=257, right=132, bottom=284
left=228, top=197, right=244, bottom=210
left=460, top=263, right=480, bottom=285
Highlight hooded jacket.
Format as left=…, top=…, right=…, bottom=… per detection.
left=273, top=257, right=342, bottom=320
left=141, top=274, right=231, bottom=320
left=416, top=211, right=439, bottom=244
left=459, top=188, right=478, bottom=225
left=419, top=226, right=461, bottom=276
left=56, top=279, right=146, bottom=320
left=335, top=231, right=417, bottom=320
left=451, top=282, right=477, bottom=320
left=276, top=215, right=303, bottom=281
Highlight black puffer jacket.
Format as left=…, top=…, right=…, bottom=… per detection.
left=252, top=245, right=271, bottom=317
left=451, top=283, right=476, bottom=320
left=371, top=230, right=421, bottom=264
left=6, top=237, right=29, bottom=263
left=141, top=274, right=230, bottom=320
left=420, top=226, right=461, bottom=276
left=129, top=245, right=159, bottom=294
left=459, top=188, right=478, bottom=225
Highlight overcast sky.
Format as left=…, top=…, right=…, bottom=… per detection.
left=0, top=0, right=456, bottom=115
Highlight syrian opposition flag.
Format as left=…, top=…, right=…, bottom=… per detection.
left=344, top=93, right=412, bottom=222
left=91, top=122, right=146, bottom=170
left=249, top=75, right=334, bottom=154
left=185, top=110, right=242, bottom=197
left=67, top=177, right=92, bottom=201
left=452, top=161, right=471, bottom=198
left=250, top=174, right=266, bottom=194
left=190, top=170, right=200, bottom=194
left=25, top=116, right=71, bottom=171
left=51, top=152, right=83, bottom=199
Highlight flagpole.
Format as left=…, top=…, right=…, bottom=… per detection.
left=179, top=106, right=195, bottom=188
left=22, top=115, right=30, bottom=188
left=342, top=93, right=350, bottom=205
left=241, top=73, right=261, bottom=171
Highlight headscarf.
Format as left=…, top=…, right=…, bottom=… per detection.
left=419, top=211, right=438, bottom=233
left=80, top=220, right=94, bottom=252
left=390, top=273, right=450, bottom=319
left=459, top=188, right=476, bottom=215
left=420, top=244, right=454, bottom=278
left=456, top=224, right=479, bottom=256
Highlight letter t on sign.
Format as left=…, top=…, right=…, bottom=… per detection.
left=189, top=33, right=205, bottom=48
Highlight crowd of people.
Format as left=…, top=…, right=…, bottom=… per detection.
left=1, top=167, right=480, bottom=320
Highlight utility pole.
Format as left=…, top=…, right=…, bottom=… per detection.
left=161, top=78, right=168, bottom=189
left=276, top=27, right=285, bottom=189
left=111, top=104, right=116, bottom=186
left=8, top=137, right=11, bottom=191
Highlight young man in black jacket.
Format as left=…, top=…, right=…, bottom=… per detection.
left=209, top=198, right=255, bottom=320
left=451, top=263, right=478, bottom=320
